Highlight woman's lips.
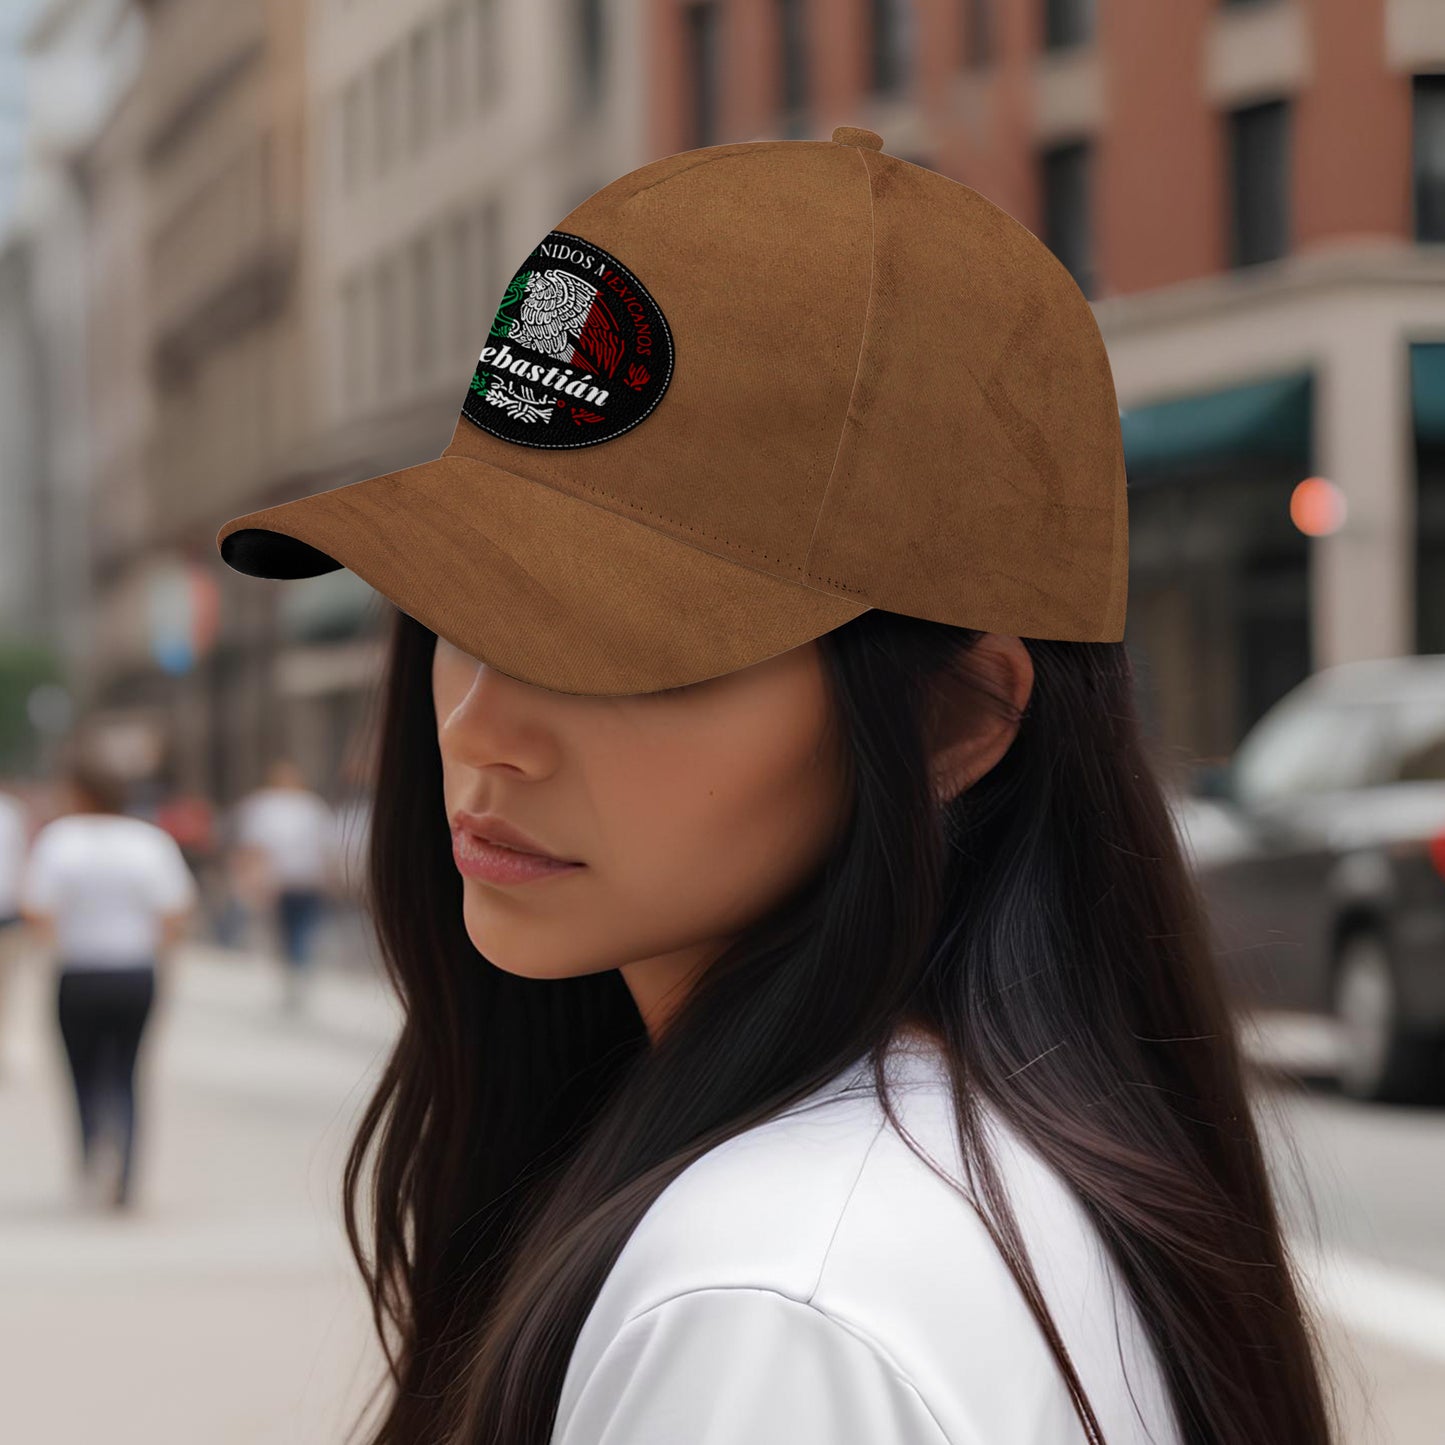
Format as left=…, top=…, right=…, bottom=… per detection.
left=451, top=826, right=586, bottom=885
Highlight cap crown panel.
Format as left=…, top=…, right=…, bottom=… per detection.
left=445, top=142, right=873, bottom=584
left=804, top=152, right=1128, bottom=640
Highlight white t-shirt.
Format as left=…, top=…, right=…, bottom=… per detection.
left=550, top=1025, right=1182, bottom=1445
left=232, top=787, right=339, bottom=889
left=0, top=790, right=30, bottom=918
left=19, top=813, right=198, bottom=967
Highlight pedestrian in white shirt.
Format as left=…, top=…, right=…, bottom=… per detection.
left=213, top=131, right=1337, bottom=1442
left=19, top=758, right=197, bottom=1210
left=228, top=758, right=340, bottom=1012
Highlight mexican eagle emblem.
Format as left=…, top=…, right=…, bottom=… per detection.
left=460, top=230, right=675, bottom=451
left=511, top=270, right=626, bottom=380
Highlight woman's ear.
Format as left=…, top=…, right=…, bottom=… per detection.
left=926, top=634, right=1035, bottom=805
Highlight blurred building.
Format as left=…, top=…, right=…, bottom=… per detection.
left=269, top=0, right=648, bottom=793
left=81, top=53, right=154, bottom=738
left=0, top=236, right=44, bottom=645
left=8, top=0, right=650, bottom=805
left=649, top=0, right=1445, bottom=760
left=127, top=0, right=313, bottom=800
left=0, top=0, right=43, bottom=641
left=1, top=0, right=142, bottom=686
left=9, top=0, right=1444, bottom=797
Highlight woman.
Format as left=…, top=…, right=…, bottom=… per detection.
left=216, top=129, right=1335, bottom=1442
left=20, top=756, right=197, bottom=1210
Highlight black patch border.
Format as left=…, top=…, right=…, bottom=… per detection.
left=459, top=229, right=676, bottom=451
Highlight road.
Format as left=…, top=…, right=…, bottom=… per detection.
left=1243, top=1015, right=1445, bottom=1442
left=0, top=936, right=1441, bottom=1442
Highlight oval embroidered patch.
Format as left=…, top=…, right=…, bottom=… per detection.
left=460, top=230, right=675, bottom=449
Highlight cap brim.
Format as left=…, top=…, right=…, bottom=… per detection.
left=215, top=453, right=870, bottom=696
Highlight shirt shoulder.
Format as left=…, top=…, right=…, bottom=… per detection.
left=20, top=816, right=106, bottom=905
left=111, top=814, right=184, bottom=857
left=24, top=815, right=81, bottom=867
left=579, top=1070, right=892, bottom=1316
left=31, top=815, right=72, bottom=845
left=19, top=819, right=65, bottom=907
left=565, top=1044, right=1034, bottom=1328
left=552, top=1285, right=950, bottom=1445
left=133, top=822, right=198, bottom=909
left=556, top=1039, right=1180, bottom=1445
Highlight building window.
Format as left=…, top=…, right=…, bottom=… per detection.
left=410, top=231, right=436, bottom=382
left=870, top=0, right=914, bottom=95
left=441, top=2, right=466, bottom=124
left=777, top=0, right=808, bottom=135
left=447, top=210, right=472, bottom=367
left=340, top=80, right=366, bottom=192
left=373, top=49, right=400, bottom=174
left=1227, top=98, right=1290, bottom=267
left=1414, top=74, right=1445, bottom=244
left=473, top=0, right=499, bottom=110
left=480, top=197, right=503, bottom=322
left=341, top=274, right=366, bottom=413
left=1043, top=0, right=1095, bottom=51
left=577, top=0, right=605, bottom=114
left=408, top=24, right=434, bottom=154
left=684, top=3, right=721, bottom=148
left=1041, top=139, right=1095, bottom=297
left=962, top=0, right=993, bottom=68
left=375, top=254, right=401, bottom=398
left=448, top=200, right=505, bottom=372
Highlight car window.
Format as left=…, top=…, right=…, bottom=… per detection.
left=1393, top=697, right=1445, bottom=782
left=1231, top=698, right=1395, bottom=807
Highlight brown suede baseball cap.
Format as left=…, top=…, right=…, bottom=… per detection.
left=216, top=125, right=1127, bottom=696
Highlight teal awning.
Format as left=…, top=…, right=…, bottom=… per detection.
left=1121, top=370, right=1313, bottom=478
left=278, top=568, right=378, bottom=643
left=1411, top=343, right=1445, bottom=446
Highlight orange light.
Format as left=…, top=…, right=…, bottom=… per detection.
left=1290, top=476, right=1346, bottom=537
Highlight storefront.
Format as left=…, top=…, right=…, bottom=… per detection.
left=1412, top=341, right=1445, bottom=656
left=272, top=567, right=386, bottom=802
left=1121, top=370, right=1314, bottom=761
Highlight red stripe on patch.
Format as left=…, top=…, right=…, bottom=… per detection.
left=570, top=292, right=624, bottom=379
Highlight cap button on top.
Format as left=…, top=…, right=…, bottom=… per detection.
left=831, top=126, right=884, bottom=152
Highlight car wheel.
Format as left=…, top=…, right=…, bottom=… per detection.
left=1332, top=930, right=1440, bottom=1104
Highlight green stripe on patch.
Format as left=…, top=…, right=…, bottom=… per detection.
left=489, top=269, right=531, bottom=340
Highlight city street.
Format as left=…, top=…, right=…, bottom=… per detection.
left=0, top=938, right=1442, bottom=1442
left=2, top=1, right=1442, bottom=1442
left=1245, top=1016, right=1445, bottom=1441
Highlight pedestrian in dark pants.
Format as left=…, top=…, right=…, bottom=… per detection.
left=55, top=963, right=155, bottom=1205
left=18, top=757, right=197, bottom=1211
left=276, top=884, right=328, bottom=998
left=229, top=758, right=340, bottom=1014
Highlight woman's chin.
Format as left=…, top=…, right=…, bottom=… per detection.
left=463, top=915, right=587, bottom=981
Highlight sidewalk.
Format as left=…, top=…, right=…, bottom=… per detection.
left=0, top=938, right=398, bottom=1445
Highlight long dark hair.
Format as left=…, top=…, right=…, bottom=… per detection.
left=341, top=605, right=1336, bottom=1445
